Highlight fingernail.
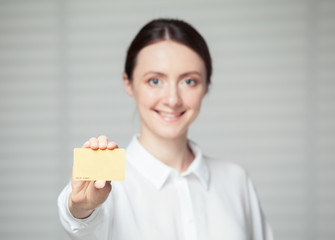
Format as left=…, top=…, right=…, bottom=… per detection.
left=95, top=180, right=105, bottom=189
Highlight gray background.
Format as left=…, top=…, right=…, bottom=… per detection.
left=0, top=0, right=334, bottom=239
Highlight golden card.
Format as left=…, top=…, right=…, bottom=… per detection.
left=73, top=148, right=125, bottom=181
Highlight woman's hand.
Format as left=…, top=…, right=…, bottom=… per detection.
left=68, top=135, right=118, bottom=219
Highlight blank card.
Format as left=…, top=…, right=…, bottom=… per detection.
left=73, top=148, right=125, bottom=181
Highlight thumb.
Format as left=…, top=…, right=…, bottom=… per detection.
left=94, top=180, right=106, bottom=189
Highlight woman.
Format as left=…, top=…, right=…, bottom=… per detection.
left=58, top=18, right=273, bottom=240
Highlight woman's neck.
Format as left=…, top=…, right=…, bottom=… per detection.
left=138, top=131, right=194, bottom=173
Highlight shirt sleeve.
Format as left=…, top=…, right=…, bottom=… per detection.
left=245, top=176, right=274, bottom=240
left=57, top=182, right=112, bottom=240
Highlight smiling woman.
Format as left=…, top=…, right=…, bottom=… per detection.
left=123, top=41, right=208, bottom=160
left=58, top=18, right=274, bottom=240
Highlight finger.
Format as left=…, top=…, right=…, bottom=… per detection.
left=82, top=141, right=90, bottom=148
left=107, top=141, right=118, bottom=150
left=94, top=180, right=106, bottom=189
left=98, top=135, right=108, bottom=150
left=71, top=178, right=87, bottom=192
left=89, top=137, right=99, bottom=150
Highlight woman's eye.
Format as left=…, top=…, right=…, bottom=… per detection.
left=148, top=78, right=161, bottom=85
left=184, top=79, right=196, bottom=85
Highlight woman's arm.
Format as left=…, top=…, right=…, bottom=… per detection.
left=58, top=136, right=117, bottom=239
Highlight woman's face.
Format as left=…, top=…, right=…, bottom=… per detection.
left=124, top=40, right=208, bottom=140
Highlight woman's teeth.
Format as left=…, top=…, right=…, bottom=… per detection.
left=158, top=112, right=183, bottom=118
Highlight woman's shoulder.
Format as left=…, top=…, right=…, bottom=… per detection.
left=203, top=154, right=249, bottom=180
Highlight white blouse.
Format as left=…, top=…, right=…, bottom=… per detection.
left=58, top=135, right=274, bottom=240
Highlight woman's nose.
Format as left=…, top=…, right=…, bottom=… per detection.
left=163, top=84, right=182, bottom=107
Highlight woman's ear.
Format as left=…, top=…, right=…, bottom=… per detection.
left=205, top=85, right=210, bottom=95
left=123, top=73, right=134, bottom=98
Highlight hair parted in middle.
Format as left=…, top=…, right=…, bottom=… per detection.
left=124, top=18, right=212, bottom=86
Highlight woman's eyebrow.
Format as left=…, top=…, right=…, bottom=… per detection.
left=143, top=71, right=202, bottom=78
left=179, top=71, right=202, bottom=79
left=142, top=71, right=166, bottom=78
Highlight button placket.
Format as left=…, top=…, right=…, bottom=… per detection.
left=175, top=176, right=197, bottom=240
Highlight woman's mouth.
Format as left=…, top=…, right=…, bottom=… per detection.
left=154, top=110, right=185, bottom=121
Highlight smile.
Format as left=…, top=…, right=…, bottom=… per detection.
left=155, top=110, right=185, bottom=121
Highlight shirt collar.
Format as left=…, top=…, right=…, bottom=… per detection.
left=181, top=140, right=209, bottom=190
left=126, top=135, right=209, bottom=190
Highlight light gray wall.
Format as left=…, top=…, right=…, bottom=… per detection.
left=0, top=0, right=334, bottom=239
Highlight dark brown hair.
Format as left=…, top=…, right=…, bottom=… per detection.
left=124, top=18, right=212, bottom=85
